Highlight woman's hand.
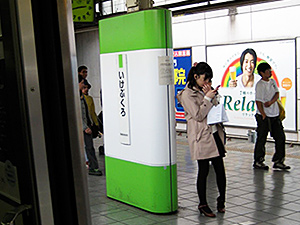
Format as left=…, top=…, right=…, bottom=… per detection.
left=203, top=84, right=216, bottom=99
left=205, top=89, right=216, bottom=99
left=202, top=84, right=212, bottom=94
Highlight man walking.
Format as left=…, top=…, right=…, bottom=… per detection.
left=253, top=62, right=290, bottom=170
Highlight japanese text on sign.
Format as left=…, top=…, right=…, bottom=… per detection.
left=118, top=54, right=131, bottom=145
left=173, top=50, right=191, bottom=57
left=174, top=48, right=192, bottom=121
left=174, top=68, right=186, bottom=85
left=119, top=71, right=126, bottom=117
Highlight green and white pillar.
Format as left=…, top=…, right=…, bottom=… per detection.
left=99, top=9, right=177, bottom=213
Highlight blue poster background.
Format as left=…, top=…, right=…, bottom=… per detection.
left=174, top=48, right=192, bottom=121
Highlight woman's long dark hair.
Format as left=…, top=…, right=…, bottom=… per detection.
left=187, top=62, right=213, bottom=89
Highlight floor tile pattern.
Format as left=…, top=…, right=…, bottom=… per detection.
left=89, top=135, right=300, bottom=224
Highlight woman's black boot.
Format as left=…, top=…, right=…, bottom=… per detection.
left=217, top=197, right=225, bottom=213
left=198, top=204, right=216, bottom=217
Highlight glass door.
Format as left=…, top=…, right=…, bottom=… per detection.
left=0, top=0, right=92, bottom=223
left=0, top=0, right=53, bottom=224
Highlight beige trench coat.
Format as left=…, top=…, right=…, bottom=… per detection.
left=177, top=86, right=225, bottom=160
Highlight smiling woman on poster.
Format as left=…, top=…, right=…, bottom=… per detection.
left=229, top=48, right=261, bottom=88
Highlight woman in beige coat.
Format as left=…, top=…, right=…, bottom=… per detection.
left=177, top=62, right=226, bottom=217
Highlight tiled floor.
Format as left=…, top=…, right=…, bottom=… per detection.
left=89, top=134, right=300, bottom=224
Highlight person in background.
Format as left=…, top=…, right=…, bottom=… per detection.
left=253, top=62, right=290, bottom=170
left=78, top=65, right=88, bottom=79
left=79, top=75, right=102, bottom=176
left=229, top=48, right=260, bottom=88
left=177, top=62, right=226, bottom=218
left=82, top=80, right=101, bottom=168
left=82, top=80, right=100, bottom=135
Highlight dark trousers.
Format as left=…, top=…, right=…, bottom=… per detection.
left=254, top=114, right=286, bottom=163
left=197, top=153, right=226, bottom=205
left=84, top=132, right=99, bottom=170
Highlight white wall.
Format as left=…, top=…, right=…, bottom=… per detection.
left=172, top=0, right=300, bottom=141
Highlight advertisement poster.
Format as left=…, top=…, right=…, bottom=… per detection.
left=174, top=48, right=192, bottom=121
left=207, top=40, right=296, bottom=131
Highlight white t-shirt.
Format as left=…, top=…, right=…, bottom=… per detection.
left=237, top=73, right=261, bottom=89
left=255, top=79, right=279, bottom=117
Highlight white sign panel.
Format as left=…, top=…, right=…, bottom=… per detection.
left=118, top=54, right=131, bottom=145
left=158, top=56, right=174, bottom=85
left=207, top=40, right=296, bottom=131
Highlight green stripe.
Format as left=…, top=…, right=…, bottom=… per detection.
left=99, top=9, right=172, bottom=54
left=118, top=54, right=123, bottom=68
left=105, top=156, right=178, bottom=213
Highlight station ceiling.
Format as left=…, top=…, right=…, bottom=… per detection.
left=96, top=0, right=281, bottom=17
left=75, top=0, right=281, bottom=29
left=160, top=0, right=281, bottom=16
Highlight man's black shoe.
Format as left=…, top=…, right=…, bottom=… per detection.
left=89, top=169, right=103, bottom=176
left=273, top=162, right=291, bottom=170
left=253, top=162, right=269, bottom=170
